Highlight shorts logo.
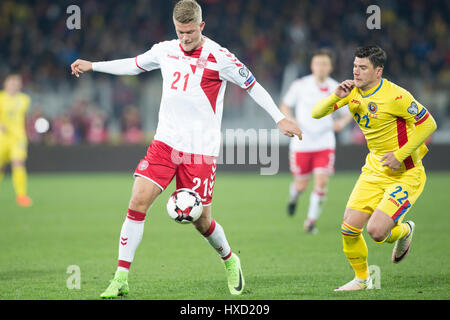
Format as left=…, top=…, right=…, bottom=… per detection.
left=239, top=67, right=249, bottom=78
left=388, top=197, right=400, bottom=208
left=368, top=102, right=377, bottom=114
left=138, top=160, right=149, bottom=171
left=407, top=101, right=418, bottom=115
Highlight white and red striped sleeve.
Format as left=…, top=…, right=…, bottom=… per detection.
left=216, top=48, right=256, bottom=90
left=134, top=43, right=162, bottom=72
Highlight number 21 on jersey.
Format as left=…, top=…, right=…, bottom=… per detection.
left=171, top=71, right=189, bottom=91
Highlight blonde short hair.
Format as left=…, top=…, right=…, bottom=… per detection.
left=173, top=0, right=202, bottom=25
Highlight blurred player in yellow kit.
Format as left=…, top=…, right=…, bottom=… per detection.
left=0, top=74, right=33, bottom=207
left=312, top=46, right=437, bottom=291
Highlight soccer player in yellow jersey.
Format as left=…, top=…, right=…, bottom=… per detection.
left=0, top=74, right=33, bottom=207
left=312, top=46, right=437, bottom=291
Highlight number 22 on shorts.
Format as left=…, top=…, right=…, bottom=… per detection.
left=389, top=185, right=409, bottom=204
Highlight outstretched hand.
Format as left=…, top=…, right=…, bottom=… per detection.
left=71, top=59, right=93, bottom=78
left=278, top=118, right=302, bottom=140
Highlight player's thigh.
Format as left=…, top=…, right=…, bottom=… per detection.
left=346, top=172, right=384, bottom=217
left=289, top=151, right=313, bottom=181
left=134, top=140, right=178, bottom=189
left=313, top=172, right=329, bottom=190
left=0, top=138, right=12, bottom=167
left=376, top=167, right=426, bottom=226
left=128, top=176, right=162, bottom=213
left=10, top=138, right=27, bottom=164
left=294, top=176, right=310, bottom=192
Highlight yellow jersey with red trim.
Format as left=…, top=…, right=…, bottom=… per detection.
left=0, top=90, right=30, bottom=140
left=333, top=78, right=430, bottom=175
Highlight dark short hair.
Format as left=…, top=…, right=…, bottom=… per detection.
left=354, top=45, right=387, bottom=68
left=312, top=48, right=334, bottom=64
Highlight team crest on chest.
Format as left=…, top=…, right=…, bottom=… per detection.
left=407, top=101, right=418, bottom=115
left=196, top=57, right=208, bottom=69
left=368, top=102, right=377, bottom=114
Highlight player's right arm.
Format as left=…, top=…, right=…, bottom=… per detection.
left=312, top=80, right=354, bottom=119
left=280, top=103, right=295, bottom=121
left=71, top=43, right=162, bottom=77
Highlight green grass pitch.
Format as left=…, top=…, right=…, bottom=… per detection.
left=0, top=171, right=448, bottom=300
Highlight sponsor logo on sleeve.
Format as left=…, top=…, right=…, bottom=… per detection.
left=238, top=67, right=249, bottom=78
left=244, top=74, right=255, bottom=87
left=414, top=107, right=427, bottom=121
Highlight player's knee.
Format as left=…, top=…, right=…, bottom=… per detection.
left=295, top=179, right=309, bottom=192
left=129, top=192, right=153, bottom=213
left=367, top=224, right=388, bottom=243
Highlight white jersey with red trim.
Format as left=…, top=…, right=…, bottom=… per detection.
left=283, top=74, right=347, bottom=152
left=135, top=37, right=256, bottom=157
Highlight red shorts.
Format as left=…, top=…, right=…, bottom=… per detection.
left=134, top=140, right=217, bottom=205
left=289, top=149, right=335, bottom=178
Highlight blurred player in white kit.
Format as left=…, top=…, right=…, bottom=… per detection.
left=71, top=0, right=302, bottom=298
left=280, top=49, right=352, bottom=233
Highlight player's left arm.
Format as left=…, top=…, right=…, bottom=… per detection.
left=218, top=50, right=302, bottom=140
left=247, top=83, right=302, bottom=140
left=381, top=91, right=437, bottom=170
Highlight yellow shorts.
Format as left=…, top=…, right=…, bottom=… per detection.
left=346, top=165, right=426, bottom=223
left=0, top=137, right=28, bottom=165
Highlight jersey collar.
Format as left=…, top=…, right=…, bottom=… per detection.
left=178, top=37, right=206, bottom=58
left=359, top=78, right=383, bottom=98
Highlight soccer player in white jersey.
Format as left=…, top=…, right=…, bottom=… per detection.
left=71, top=0, right=301, bottom=298
left=280, top=49, right=352, bottom=233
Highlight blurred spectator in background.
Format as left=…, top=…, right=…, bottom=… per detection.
left=52, top=113, right=76, bottom=145
left=0, top=0, right=447, bottom=145
left=121, top=105, right=144, bottom=144
left=85, top=107, right=108, bottom=144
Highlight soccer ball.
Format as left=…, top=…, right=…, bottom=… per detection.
left=166, top=188, right=203, bottom=224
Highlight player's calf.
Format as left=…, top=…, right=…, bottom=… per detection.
left=193, top=206, right=212, bottom=234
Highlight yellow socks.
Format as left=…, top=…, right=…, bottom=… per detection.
left=12, top=165, right=27, bottom=197
left=382, top=223, right=411, bottom=243
left=341, top=222, right=369, bottom=279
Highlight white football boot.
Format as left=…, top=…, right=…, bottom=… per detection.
left=392, top=221, right=415, bottom=264
left=334, top=277, right=373, bottom=291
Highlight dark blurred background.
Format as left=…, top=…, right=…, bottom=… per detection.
left=0, top=0, right=448, bottom=168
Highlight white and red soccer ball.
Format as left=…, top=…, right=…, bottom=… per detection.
left=166, top=188, right=203, bottom=224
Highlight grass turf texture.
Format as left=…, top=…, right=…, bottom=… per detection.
left=0, top=172, right=448, bottom=300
